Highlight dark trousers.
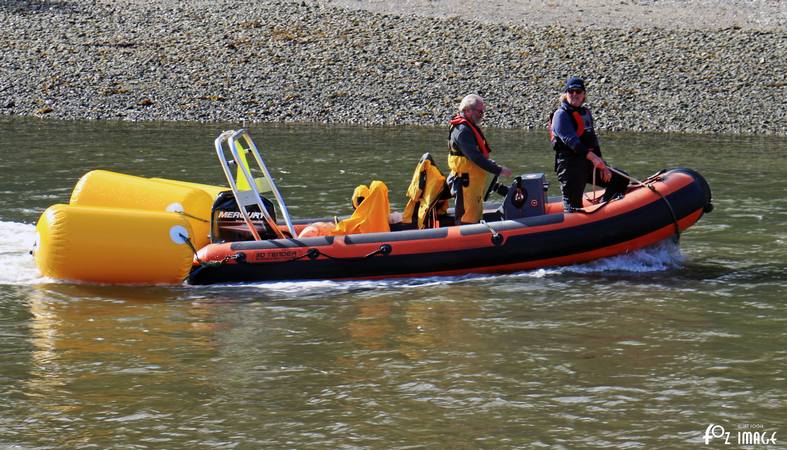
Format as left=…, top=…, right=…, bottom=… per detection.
left=556, top=156, right=629, bottom=210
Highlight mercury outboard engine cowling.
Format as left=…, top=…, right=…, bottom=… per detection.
left=210, top=190, right=278, bottom=243
left=499, top=173, right=548, bottom=220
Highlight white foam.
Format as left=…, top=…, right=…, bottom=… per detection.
left=528, top=239, right=685, bottom=277
left=423, top=239, right=684, bottom=282
left=0, top=221, right=47, bottom=285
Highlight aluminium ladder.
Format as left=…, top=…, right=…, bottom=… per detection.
left=214, top=129, right=296, bottom=240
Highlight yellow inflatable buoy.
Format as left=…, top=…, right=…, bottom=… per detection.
left=70, top=170, right=221, bottom=248
left=33, top=204, right=196, bottom=284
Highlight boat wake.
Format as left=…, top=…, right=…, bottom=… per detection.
left=522, top=238, right=685, bottom=278
left=0, top=221, right=47, bottom=285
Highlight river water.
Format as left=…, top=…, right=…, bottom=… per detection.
left=0, top=118, right=785, bottom=448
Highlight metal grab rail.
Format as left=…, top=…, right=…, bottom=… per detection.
left=214, top=129, right=296, bottom=240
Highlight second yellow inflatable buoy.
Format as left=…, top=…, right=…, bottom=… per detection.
left=69, top=170, right=222, bottom=248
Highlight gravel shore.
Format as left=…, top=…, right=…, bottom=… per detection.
left=1, top=0, right=784, bottom=134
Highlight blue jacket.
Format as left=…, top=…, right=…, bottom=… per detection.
left=550, top=100, right=601, bottom=158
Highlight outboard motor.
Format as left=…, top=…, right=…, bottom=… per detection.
left=210, top=190, right=278, bottom=243
left=499, top=173, right=548, bottom=219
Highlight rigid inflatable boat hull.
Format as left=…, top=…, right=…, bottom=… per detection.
left=188, top=169, right=712, bottom=285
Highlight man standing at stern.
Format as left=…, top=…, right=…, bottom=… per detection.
left=448, top=94, right=512, bottom=224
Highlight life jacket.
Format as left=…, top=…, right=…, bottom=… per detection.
left=402, top=153, right=449, bottom=229
left=351, top=184, right=369, bottom=209
left=549, top=103, right=595, bottom=155
left=333, top=180, right=391, bottom=235
left=548, top=110, right=584, bottom=141
left=448, top=115, right=491, bottom=158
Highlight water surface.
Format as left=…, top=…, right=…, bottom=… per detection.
left=0, top=118, right=785, bottom=448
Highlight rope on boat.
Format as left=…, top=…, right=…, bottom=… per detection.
left=179, top=233, right=235, bottom=282
left=176, top=211, right=210, bottom=223
left=577, top=163, right=615, bottom=215
left=179, top=233, right=205, bottom=265
left=586, top=163, right=598, bottom=204
left=290, top=244, right=393, bottom=262
left=479, top=220, right=503, bottom=246
left=574, top=168, right=680, bottom=241
left=231, top=244, right=394, bottom=265
left=607, top=168, right=681, bottom=242
left=182, top=238, right=393, bottom=279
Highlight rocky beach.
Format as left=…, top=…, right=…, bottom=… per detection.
left=1, top=0, right=784, bottom=134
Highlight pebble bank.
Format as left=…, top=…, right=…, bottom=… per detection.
left=1, top=0, right=784, bottom=134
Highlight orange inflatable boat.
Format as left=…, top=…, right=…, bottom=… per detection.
left=188, top=129, right=712, bottom=285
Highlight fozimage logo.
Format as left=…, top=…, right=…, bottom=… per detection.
left=703, top=424, right=777, bottom=446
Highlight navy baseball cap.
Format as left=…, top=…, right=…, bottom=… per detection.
left=564, top=76, right=585, bottom=92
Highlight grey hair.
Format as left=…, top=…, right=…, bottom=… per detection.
left=459, top=94, right=484, bottom=112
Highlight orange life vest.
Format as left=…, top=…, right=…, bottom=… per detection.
left=548, top=110, right=585, bottom=141
left=448, top=115, right=491, bottom=158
